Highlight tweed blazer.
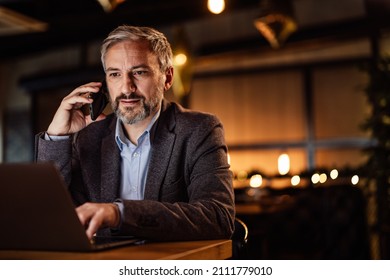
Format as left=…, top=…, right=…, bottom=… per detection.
left=35, top=99, right=235, bottom=241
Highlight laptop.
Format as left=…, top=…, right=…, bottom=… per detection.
left=0, top=162, right=142, bottom=252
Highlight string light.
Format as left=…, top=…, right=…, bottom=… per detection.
left=250, top=174, right=263, bottom=188
left=291, top=175, right=300, bottom=186
left=330, top=169, right=339, bottom=180
left=311, top=173, right=320, bottom=184
left=230, top=153, right=361, bottom=187
left=278, top=153, right=290, bottom=175
left=351, top=175, right=359, bottom=185
left=319, top=173, right=327, bottom=184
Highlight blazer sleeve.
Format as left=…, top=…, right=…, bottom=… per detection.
left=35, top=132, right=73, bottom=186
left=34, top=132, right=88, bottom=206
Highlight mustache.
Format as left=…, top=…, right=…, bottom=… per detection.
left=116, top=92, right=144, bottom=101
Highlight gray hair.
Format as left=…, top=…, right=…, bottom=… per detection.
left=100, top=25, right=173, bottom=72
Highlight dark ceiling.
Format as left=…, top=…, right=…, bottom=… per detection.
left=0, top=0, right=261, bottom=60
left=0, top=0, right=390, bottom=61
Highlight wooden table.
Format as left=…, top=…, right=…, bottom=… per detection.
left=0, top=239, right=232, bottom=260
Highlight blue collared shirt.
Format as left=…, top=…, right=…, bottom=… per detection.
left=114, top=111, right=159, bottom=200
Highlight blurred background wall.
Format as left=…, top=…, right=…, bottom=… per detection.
left=0, top=0, right=385, bottom=173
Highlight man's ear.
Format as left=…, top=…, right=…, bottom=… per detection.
left=164, top=66, right=174, bottom=91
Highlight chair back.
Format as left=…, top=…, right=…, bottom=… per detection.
left=231, top=217, right=249, bottom=259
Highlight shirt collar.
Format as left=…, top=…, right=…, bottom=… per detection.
left=115, top=108, right=160, bottom=151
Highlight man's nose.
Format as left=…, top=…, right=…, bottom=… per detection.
left=121, top=74, right=137, bottom=93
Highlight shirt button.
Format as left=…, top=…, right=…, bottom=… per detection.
left=133, top=152, right=139, bottom=158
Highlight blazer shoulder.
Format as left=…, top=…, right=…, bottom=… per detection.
left=170, top=102, right=222, bottom=128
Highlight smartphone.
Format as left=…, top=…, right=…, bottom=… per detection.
left=89, top=80, right=109, bottom=121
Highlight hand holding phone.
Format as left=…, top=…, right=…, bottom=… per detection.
left=89, top=80, right=109, bottom=121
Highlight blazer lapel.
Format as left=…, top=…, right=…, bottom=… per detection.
left=100, top=119, right=121, bottom=203
left=144, top=101, right=176, bottom=200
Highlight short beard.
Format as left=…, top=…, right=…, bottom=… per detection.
left=111, top=92, right=160, bottom=125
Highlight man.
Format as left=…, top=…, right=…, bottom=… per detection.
left=35, top=25, right=235, bottom=241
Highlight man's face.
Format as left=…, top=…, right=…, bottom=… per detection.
left=104, top=40, right=172, bottom=125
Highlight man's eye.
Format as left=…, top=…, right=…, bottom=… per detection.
left=133, top=70, right=147, bottom=76
left=108, top=72, right=120, bottom=77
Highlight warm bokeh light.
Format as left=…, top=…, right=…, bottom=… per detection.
left=351, top=175, right=359, bottom=185
left=319, top=173, right=327, bottom=184
left=330, top=169, right=338, bottom=180
left=278, top=153, right=290, bottom=175
left=291, top=175, right=300, bottom=186
left=207, top=0, right=225, bottom=14
left=249, top=174, right=263, bottom=188
left=311, top=173, right=320, bottom=184
left=237, top=170, right=248, bottom=181
left=174, top=53, right=187, bottom=66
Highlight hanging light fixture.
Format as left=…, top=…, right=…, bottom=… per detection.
left=254, top=0, right=297, bottom=49
left=207, top=0, right=225, bottom=14
left=0, top=7, right=48, bottom=35
left=97, top=0, right=126, bottom=13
